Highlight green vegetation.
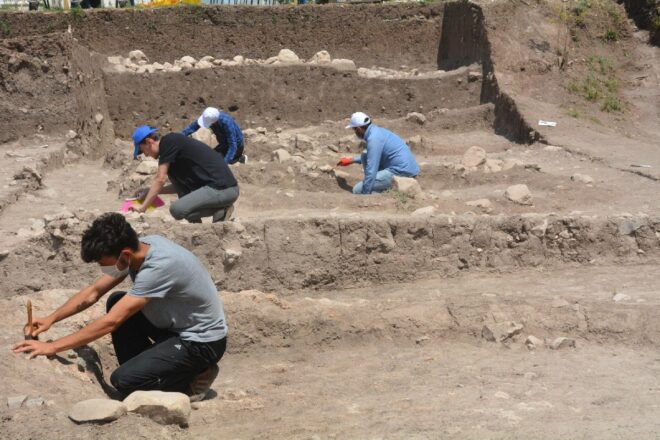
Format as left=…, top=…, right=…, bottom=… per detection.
left=386, top=190, right=412, bottom=210
left=0, top=18, right=10, bottom=36
left=565, top=55, right=623, bottom=113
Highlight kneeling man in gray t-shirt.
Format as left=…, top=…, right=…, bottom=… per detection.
left=12, top=212, right=227, bottom=401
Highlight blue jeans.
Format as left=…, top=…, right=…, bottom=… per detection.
left=352, top=170, right=393, bottom=194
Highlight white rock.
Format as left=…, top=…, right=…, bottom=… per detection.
left=613, top=293, right=631, bottom=302
left=391, top=176, right=422, bottom=198
left=123, top=391, right=190, bottom=426
left=7, top=395, right=27, bottom=409
left=333, top=169, right=350, bottom=180
left=543, top=145, right=563, bottom=152
left=224, top=248, right=242, bottom=265
left=107, top=56, right=123, bottom=65
left=482, top=321, right=523, bottom=342
left=136, top=160, right=159, bottom=175
left=180, top=56, right=197, bottom=65
left=525, top=335, right=545, bottom=350
left=152, top=62, right=164, bottom=71
left=94, top=113, right=104, bottom=125
left=407, top=135, right=424, bottom=151
left=66, top=130, right=77, bottom=139
left=69, top=399, right=127, bottom=424
left=128, top=50, right=148, bottom=63
left=265, top=56, right=279, bottom=65
left=233, top=55, right=245, bottom=65
left=277, top=49, right=300, bottom=64
left=484, top=158, right=503, bottom=173
left=494, top=391, right=510, bottom=399
left=411, top=206, right=436, bottom=216
left=196, top=60, right=214, bottom=69
left=571, top=173, right=594, bottom=184
left=192, top=127, right=216, bottom=147
left=319, top=165, right=333, bottom=173
left=272, top=149, right=292, bottom=163
left=406, top=112, right=426, bottom=125
left=331, top=58, right=357, bottom=71
left=549, top=337, right=576, bottom=350
left=200, top=55, right=214, bottom=63
left=310, top=50, right=332, bottom=64
left=462, top=146, right=487, bottom=167
left=505, top=184, right=533, bottom=205
left=25, top=397, right=45, bottom=408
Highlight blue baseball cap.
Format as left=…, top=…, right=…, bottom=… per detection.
left=131, top=125, right=158, bottom=158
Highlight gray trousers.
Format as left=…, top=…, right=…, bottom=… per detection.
left=170, top=185, right=239, bottom=223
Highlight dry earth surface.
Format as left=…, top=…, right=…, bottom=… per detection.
left=0, top=0, right=659, bottom=438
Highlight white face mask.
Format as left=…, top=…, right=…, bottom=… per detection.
left=100, top=257, right=130, bottom=279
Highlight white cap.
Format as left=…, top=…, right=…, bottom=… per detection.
left=197, top=107, right=220, bottom=129
left=346, top=112, right=371, bottom=129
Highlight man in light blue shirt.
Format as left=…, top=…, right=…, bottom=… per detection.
left=337, top=112, right=420, bottom=194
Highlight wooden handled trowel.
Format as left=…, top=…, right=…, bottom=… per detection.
left=23, top=300, right=37, bottom=341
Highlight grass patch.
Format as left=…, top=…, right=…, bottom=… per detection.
left=565, top=55, right=623, bottom=113
left=567, top=107, right=581, bottom=118
left=386, top=190, right=412, bottom=210
left=0, top=18, right=10, bottom=36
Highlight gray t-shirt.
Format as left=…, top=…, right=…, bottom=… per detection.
left=128, top=235, right=227, bottom=342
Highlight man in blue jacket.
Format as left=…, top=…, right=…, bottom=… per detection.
left=181, top=107, right=247, bottom=165
left=337, top=112, right=420, bottom=194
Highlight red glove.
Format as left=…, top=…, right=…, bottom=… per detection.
left=336, top=157, right=354, bottom=166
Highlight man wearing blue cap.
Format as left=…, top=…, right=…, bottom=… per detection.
left=182, top=107, right=247, bottom=165
left=337, top=112, right=420, bottom=194
left=131, top=125, right=239, bottom=223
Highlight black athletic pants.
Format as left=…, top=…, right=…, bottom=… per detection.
left=106, top=291, right=227, bottom=398
left=214, top=142, right=245, bottom=165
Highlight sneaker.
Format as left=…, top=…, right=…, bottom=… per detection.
left=188, top=363, right=219, bottom=402
left=212, top=205, right=234, bottom=223
left=238, top=154, right=248, bottom=164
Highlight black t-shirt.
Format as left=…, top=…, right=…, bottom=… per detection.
left=158, top=133, right=238, bottom=193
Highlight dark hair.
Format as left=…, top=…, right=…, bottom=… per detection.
left=145, top=132, right=160, bottom=142
left=81, top=213, right=139, bottom=263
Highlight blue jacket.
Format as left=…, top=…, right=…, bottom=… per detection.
left=352, top=124, right=420, bottom=194
left=181, top=112, right=244, bottom=164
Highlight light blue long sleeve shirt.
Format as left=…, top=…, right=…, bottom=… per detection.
left=352, top=124, right=420, bottom=194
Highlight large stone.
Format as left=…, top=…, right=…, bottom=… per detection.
left=310, top=50, right=332, bottom=64
left=136, top=160, right=158, bottom=175
left=411, top=206, right=436, bottom=216
left=123, top=391, right=190, bottom=427
left=571, top=173, right=594, bottom=184
left=277, top=49, right=300, bottom=64
left=481, top=321, right=523, bottom=343
left=392, top=176, right=422, bottom=198
left=7, top=395, right=27, bottom=409
left=406, top=112, right=426, bottom=125
left=466, top=198, right=493, bottom=213
left=549, top=337, right=576, bottom=350
left=272, top=149, right=292, bottom=163
left=484, top=158, right=503, bottom=173
left=128, top=50, right=148, bottom=63
left=191, top=127, right=216, bottom=148
left=180, top=56, right=197, bottom=65
left=195, top=60, right=214, bottom=69
left=331, top=58, right=357, bottom=71
left=462, top=146, right=487, bottom=167
left=505, top=184, right=533, bottom=205
left=69, top=399, right=127, bottom=424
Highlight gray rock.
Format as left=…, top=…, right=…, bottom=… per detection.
left=549, top=337, right=576, bottom=350
left=310, top=50, right=332, bottom=64
left=69, top=399, right=127, bottom=424
left=571, top=173, right=594, bottom=184
left=406, top=112, right=426, bottom=125
left=525, top=335, right=545, bottom=350
left=7, top=395, right=27, bottom=409
left=331, top=58, right=357, bottom=71
left=482, top=321, right=523, bottom=343
left=505, top=184, right=533, bottom=205
left=411, top=206, right=436, bottom=216
left=462, top=146, right=487, bottom=167
left=128, top=50, right=148, bottom=63
left=25, top=397, right=45, bottom=408
left=392, top=176, right=422, bottom=198
left=277, top=49, right=300, bottom=64
left=272, top=149, right=292, bottom=163
left=124, top=391, right=191, bottom=426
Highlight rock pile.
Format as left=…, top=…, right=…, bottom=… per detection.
left=107, top=49, right=359, bottom=74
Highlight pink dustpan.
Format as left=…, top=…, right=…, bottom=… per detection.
left=121, top=195, right=165, bottom=213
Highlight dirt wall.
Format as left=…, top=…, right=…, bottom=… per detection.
left=0, top=4, right=443, bottom=69
left=104, top=66, right=482, bottom=135
left=1, top=212, right=658, bottom=296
